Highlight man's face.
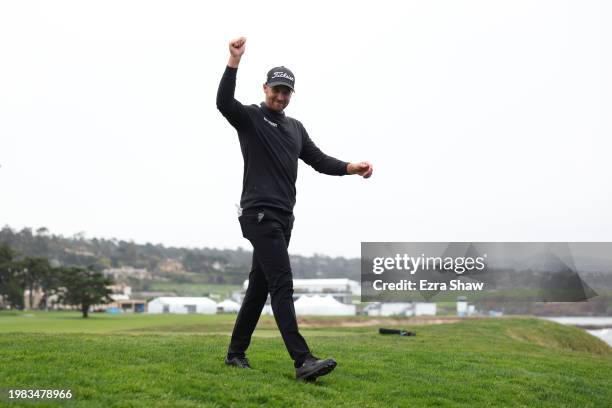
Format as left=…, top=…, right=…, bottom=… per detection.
left=263, top=84, right=293, bottom=112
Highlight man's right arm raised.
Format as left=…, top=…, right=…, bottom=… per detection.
left=216, top=37, right=248, bottom=129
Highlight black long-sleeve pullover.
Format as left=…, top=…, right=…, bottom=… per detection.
left=216, top=66, right=348, bottom=214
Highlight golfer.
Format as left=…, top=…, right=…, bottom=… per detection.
left=216, top=37, right=373, bottom=381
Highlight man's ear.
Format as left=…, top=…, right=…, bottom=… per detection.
left=263, top=83, right=268, bottom=92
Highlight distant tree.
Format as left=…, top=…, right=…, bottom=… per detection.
left=36, top=227, right=49, bottom=236
left=58, top=266, right=114, bottom=318
left=19, top=257, right=52, bottom=309
left=38, top=265, right=63, bottom=311
left=20, top=257, right=55, bottom=309
left=72, top=231, right=86, bottom=241
left=0, top=242, right=15, bottom=267
left=32, top=229, right=50, bottom=256
left=0, top=243, right=25, bottom=309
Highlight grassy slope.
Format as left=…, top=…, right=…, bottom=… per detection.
left=0, top=312, right=610, bottom=407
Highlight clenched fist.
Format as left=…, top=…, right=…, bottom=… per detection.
left=347, top=161, right=374, bottom=178
left=229, top=37, right=247, bottom=58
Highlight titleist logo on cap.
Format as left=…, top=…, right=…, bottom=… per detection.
left=271, top=71, right=294, bottom=81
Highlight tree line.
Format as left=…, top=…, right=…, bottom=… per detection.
left=0, top=243, right=114, bottom=318
left=0, top=226, right=360, bottom=286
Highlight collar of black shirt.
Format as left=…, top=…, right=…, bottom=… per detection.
left=259, top=102, right=287, bottom=122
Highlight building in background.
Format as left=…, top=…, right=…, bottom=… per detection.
left=148, top=296, right=217, bottom=314
left=233, top=278, right=360, bottom=305
left=217, top=299, right=240, bottom=313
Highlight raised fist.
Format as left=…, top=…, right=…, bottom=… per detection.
left=229, top=37, right=247, bottom=58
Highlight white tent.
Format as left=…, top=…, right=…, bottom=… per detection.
left=242, top=278, right=360, bottom=295
left=217, top=299, right=241, bottom=313
left=414, top=302, right=437, bottom=316
left=294, top=295, right=356, bottom=316
left=364, top=302, right=413, bottom=317
left=364, top=302, right=437, bottom=316
left=147, top=297, right=217, bottom=314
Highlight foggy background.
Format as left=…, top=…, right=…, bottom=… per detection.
left=1, top=1, right=610, bottom=258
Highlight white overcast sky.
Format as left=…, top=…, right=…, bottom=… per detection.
left=1, top=1, right=610, bottom=258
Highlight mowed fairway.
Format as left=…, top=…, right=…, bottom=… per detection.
left=1, top=312, right=611, bottom=407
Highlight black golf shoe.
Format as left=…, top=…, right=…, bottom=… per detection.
left=295, top=356, right=337, bottom=381
left=224, top=356, right=251, bottom=369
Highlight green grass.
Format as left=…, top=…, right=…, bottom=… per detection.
left=0, top=311, right=610, bottom=407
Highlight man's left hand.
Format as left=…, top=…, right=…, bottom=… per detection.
left=347, top=161, right=373, bottom=178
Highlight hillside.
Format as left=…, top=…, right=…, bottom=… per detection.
left=0, top=226, right=359, bottom=289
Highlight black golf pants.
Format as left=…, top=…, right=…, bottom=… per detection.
left=227, top=207, right=311, bottom=366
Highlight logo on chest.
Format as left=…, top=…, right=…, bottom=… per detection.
left=263, top=116, right=278, bottom=128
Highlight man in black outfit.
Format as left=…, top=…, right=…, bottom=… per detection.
left=216, top=37, right=373, bottom=381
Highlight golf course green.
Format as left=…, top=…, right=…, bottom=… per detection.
left=1, top=311, right=610, bottom=407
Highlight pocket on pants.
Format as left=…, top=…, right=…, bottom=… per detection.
left=238, top=210, right=265, bottom=225
left=239, top=211, right=264, bottom=239
left=239, top=211, right=282, bottom=240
